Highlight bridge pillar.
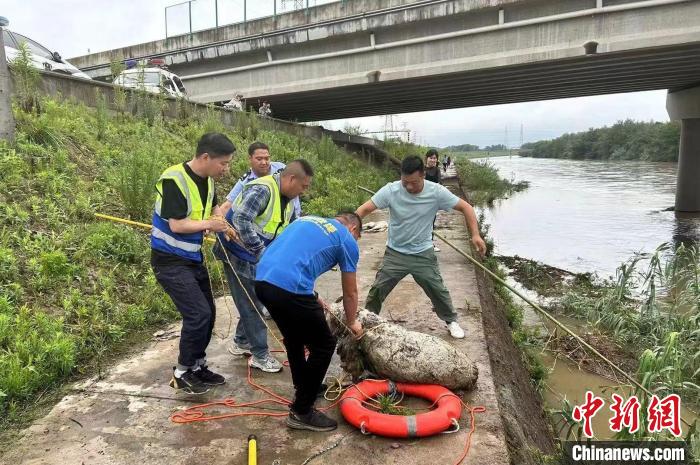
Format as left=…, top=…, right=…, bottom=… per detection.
left=667, top=86, right=700, bottom=212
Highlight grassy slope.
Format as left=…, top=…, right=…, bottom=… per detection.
left=0, top=98, right=394, bottom=428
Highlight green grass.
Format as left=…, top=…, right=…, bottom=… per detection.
left=455, top=158, right=529, bottom=207
left=0, top=76, right=394, bottom=430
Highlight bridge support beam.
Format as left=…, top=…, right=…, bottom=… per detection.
left=667, top=86, right=700, bottom=212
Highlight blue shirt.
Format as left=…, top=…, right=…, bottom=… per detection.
left=255, top=217, right=359, bottom=295
left=372, top=180, right=459, bottom=254
left=227, top=161, right=301, bottom=217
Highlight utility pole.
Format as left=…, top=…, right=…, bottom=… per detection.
left=504, top=125, right=509, bottom=154
left=0, top=16, right=15, bottom=144
left=519, top=123, right=524, bottom=149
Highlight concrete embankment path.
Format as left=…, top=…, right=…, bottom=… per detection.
left=1, top=167, right=511, bottom=465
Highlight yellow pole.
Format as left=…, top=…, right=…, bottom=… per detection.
left=94, top=213, right=216, bottom=244
left=248, top=434, right=257, bottom=465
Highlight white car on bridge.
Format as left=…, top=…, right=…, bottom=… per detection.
left=2, top=29, right=91, bottom=80
left=113, top=60, right=187, bottom=98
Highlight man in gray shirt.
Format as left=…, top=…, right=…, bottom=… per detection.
left=355, top=156, right=486, bottom=339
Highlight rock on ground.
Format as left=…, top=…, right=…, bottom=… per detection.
left=329, top=305, right=478, bottom=391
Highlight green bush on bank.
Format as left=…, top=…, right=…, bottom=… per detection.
left=455, top=158, right=529, bottom=206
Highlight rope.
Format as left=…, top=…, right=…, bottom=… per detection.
left=357, top=185, right=693, bottom=428
left=300, top=431, right=356, bottom=465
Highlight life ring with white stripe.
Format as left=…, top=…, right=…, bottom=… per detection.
left=339, top=380, right=462, bottom=438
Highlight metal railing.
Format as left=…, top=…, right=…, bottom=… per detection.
left=165, top=0, right=342, bottom=38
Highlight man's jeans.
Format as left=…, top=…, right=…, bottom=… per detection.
left=222, top=264, right=269, bottom=359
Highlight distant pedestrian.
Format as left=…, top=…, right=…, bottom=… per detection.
left=425, top=149, right=442, bottom=252
left=446, top=156, right=452, bottom=168
left=425, top=149, right=441, bottom=184
left=259, top=101, right=272, bottom=118
left=224, top=93, right=243, bottom=111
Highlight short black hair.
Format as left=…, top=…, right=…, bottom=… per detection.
left=196, top=133, right=236, bottom=158
left=248, top=141, right=269, bottom=156
left=401, top=156, right=424, bottom=175
left=336, top=211, right=362, bottom=235
left=425, top=149, right=439, bottom=158
left=283, top=159, right=314, bottom=178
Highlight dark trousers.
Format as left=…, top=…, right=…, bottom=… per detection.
left=255, top=280, right=337, bottom=414
left=153, top=263, right=216, bottom=368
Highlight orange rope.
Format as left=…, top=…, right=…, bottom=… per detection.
left=170, top=362, right=485, bottom=465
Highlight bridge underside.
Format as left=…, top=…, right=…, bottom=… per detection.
left=255, top=42, right=700, bottom=121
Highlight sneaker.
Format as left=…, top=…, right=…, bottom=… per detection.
left=249, top=354, right=283, bottom=373
left=286, top=408, right=337, bottom=432
left=194, top=365, right=226, bottom=386
left=447, top=321, right=465, bottom=339
left=169, top=368, right=210, bottom=395
left=433, top=243, right=441, bottom=252
left=227, top=342, right=252, bottom=357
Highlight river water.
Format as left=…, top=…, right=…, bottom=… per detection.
left=473, top=156, right=700, bottom=279
left=473, top=156, right=700, bottom=438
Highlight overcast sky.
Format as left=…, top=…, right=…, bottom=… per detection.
left=3, top=0, right=671, bottom=148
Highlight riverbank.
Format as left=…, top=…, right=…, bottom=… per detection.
left=498, top=247, right=700, bottom=447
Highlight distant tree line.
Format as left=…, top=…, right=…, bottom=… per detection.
left=520, top=120, right=680, bottom=162
left=443, top=143, right=480, bottom=152
left=442, top=143, right=509, bottom=152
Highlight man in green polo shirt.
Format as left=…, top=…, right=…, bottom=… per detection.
left=356, top=155, right=486, bottom=339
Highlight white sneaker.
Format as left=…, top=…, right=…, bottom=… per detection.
left=250, top=354, right=283, bottom=373
left=433, top=243, right=441, bottom=252
left=447, top=322, right=465, bottom=339
left=227, top=342, right=252, bottom=357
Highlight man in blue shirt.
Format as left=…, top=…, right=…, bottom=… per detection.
left=220, top=141, right=302, bottom=218
left=255, top=213, right=363, bottom=432
left=356, top=156, right=486, bottom=339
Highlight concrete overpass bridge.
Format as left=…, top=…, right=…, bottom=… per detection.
left=71, top=0, right=700, bottom=211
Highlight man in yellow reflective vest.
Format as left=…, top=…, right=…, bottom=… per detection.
left=151, top=133, right=236, bottom=395
left=214, top=160, right=314, bottom=373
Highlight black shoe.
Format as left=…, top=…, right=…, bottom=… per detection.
left=317, top=383, right=329, bottom=398
left=169, top=367, right=210, bottom=395
left=286, top=408, right=338, bottom=432
left=194, top=365, right=226, bottom=386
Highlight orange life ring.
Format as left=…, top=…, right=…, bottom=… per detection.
left=339, top=380, right=462, bottom=438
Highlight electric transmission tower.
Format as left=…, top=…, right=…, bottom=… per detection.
left=384, top=115, right=396, bottom=141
